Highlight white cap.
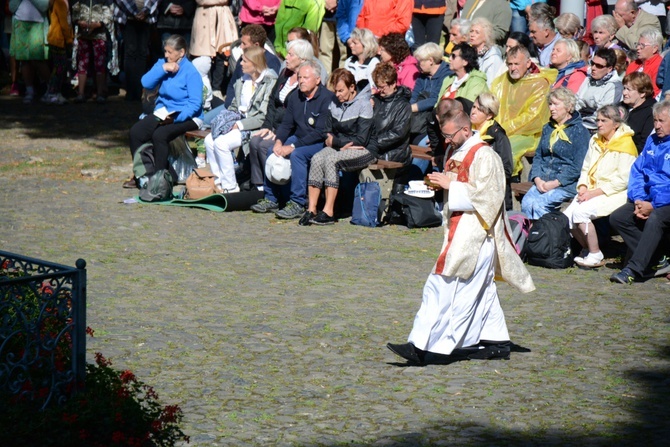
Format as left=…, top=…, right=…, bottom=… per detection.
left=265, top=153, right=291, bottom=185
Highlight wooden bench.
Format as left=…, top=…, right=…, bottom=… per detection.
left=410, top=144, right=433, bottom=161
left=359, top=159, right=405, bottom=201
left=185, top=129, right=211, bottom=140
left=511, top=182, right=532, bottom=211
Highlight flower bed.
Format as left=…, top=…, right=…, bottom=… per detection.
left=0, top=252, right=189, bottom=445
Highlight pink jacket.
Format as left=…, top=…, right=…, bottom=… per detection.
left=239, top=0, right=281, bottom=26
left=396, top=55, right=419, bottom=90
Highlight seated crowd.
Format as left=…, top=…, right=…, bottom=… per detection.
left=56, top=0, right=664, bottom=284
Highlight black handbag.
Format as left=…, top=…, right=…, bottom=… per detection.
left=385, top=190, right=442, bottom=228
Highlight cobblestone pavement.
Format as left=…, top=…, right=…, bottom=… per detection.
left=1, top=97, right=669, bottom=446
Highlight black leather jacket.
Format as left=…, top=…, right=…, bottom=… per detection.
left=367, top=86, right=412, bottom=165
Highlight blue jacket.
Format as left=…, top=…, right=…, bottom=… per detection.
left=411, top=62, right=453, bottom=112
left=275, top=84, right=336, bottom=148
left=142, top=57, right=204, bottom=122
left=335, top=0, right=363, bottom=44
left=529, top=112, right=590, bottom=193
left=628, top=133, right=670, bottom=208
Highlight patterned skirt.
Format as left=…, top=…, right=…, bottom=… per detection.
left=10, top=18, right=48, bottom=61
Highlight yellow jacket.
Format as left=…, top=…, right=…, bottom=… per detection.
left=576, top=124, right=637, bottom=217
left=47, top=0, right=74, bottom=48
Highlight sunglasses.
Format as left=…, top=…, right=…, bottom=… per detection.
left=590, top=60, right=609, bottom=69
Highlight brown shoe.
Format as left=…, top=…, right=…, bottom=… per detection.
left=122, top=177, right=138, bottom=189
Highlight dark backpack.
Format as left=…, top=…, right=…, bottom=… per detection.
left=525, top=211, right=573, bottom=269
left=139, top=169, right=174, bottom=202
left=385, top=191, right=442, bottom=229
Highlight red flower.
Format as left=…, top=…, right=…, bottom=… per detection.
left=120, top=370, right=136, bottom=384
left=79, top=429, right=89, bottom=440
left=94, top=352, right=111, bottom=367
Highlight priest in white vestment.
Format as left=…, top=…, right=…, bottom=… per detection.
left=388, top=110, right=535, bottom=364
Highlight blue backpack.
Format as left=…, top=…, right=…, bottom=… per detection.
left=351, top=180, right=381, bottom=227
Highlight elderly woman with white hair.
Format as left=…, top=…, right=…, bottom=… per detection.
left=468, top=17, right=503, bottom=87
left=564, top=104, right=637, bottom=267
left=344, top=27, right=380, bottom=89
left=625, top=28, right=663, bottom=98
left=590, top=15, right=622, bottom=51
left=551, top=38, right=588, bottom=93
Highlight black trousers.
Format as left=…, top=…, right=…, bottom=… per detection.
left=129, top=115, right=198, bottom=177
left=123, top=20, right=152, bottom=101
left=609, top=202, right=670, bottom=276
left=411, top=13, right=445, bottom=49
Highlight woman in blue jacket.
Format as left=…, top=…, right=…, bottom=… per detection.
left=126, top=34, right=204, bottom=188
left=521, top=87, right=590, bottom=220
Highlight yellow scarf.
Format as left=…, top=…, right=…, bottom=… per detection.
left=587, top=127, right=637, bottom=188
left=549, top=123, right=571, bottom=153
left=478, top=119, right=495, bottom=142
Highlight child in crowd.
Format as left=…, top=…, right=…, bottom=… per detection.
left=43, top=0, right=73, bottom=104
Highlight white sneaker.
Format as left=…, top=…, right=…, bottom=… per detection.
left=579, top=252, right=605, bottom=267
left=223, top=185, right=240, bottom=194
left=573, top=248, right=589, bottom=264
left=23, top=92, right=34, bottom=104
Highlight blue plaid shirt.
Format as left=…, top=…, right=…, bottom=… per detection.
left=113, top=0, right=159, bottom=24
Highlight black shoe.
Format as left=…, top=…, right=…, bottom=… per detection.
left=298, top=211, right=315, bottom=226
left=387, top=342, right=423, bottom=364
left=467, top=342, right=511, bottom=360
left=310, top=210, right=337, bottom=225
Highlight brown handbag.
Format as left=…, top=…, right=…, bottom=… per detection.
left=184, top=167, right=218, bottom=199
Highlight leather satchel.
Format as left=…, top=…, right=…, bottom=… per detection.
left=184, top=167, right=217, bottom=200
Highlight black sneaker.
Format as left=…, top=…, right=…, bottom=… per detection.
left=275, top=201, right=305, bottom=219
left=250, top=198, right=278, bottom=213
left=310, top=210, right=337, bottom=225
left=610, top=267, right=635, bottom=285
left=298, top=211, right=315, bottom=226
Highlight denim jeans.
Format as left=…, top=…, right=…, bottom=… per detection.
left=521, top=185, right=574, bottom=220
left=510, top=9, right=528, bottom=34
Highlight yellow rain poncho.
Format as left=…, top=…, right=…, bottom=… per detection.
left=490, top=67, right=557, bottom=175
